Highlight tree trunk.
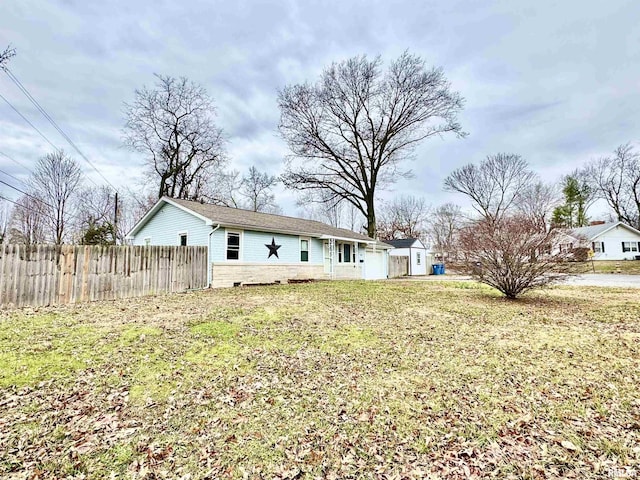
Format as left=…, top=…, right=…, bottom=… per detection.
left=366, top=199, right=376, bottom=238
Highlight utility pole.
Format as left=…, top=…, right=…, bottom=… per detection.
left=113, top=191, right=118, bottom=245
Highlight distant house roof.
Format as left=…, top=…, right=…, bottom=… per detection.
left=128, top=196, right=377, bottom=243
left=385, top=238, right=425, bottom=249
left=568, top=221, right=640, bottom=240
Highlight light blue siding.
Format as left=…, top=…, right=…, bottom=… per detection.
left=132, top=203, right=211, bottom=247
left=133, top=202, right=336, bottom=266
left=311, top=238, right=324, bottom=263
left=210, top=228, right=226, bottom=262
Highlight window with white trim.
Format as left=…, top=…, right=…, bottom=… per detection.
left=342, top=243, right=351, bottom=263
left=178, top=232, right=188, bottom=246
left=144, top=237, right=151, bottom=246
left=622, top=241, right=639, bottom=252
left=592, top=241, right=604, bottom=253
left=416, top=252, right=421, bottom=265
left=300, top=238, right=309, bottom=262
left=226, top=231, right=241, bottom=260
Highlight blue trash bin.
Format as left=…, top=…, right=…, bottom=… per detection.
left=432, top=264, right=439, bottom=275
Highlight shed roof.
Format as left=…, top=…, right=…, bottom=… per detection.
left=385, top=238, right=424, bottom=249
left=128, top=196, right=377, bottom=243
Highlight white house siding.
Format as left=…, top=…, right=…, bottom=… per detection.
left=592, top=226, right=640, bottom=260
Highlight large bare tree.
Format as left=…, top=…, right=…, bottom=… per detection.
left=30, top=151, right=83, bottom=244
left=377, top=195, right=430, bottom=241
left=123, top=74, right=225, bottom=200
left=516, top=181, right=559, bottom=232
left=278, top=52, right=465, bottom=237
left=586, top=143, right=640, bottom=229
left=444, top=153, right=535, bottom=223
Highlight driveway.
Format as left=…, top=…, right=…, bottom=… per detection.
left=391, top=274, right=640, bottom=288
left=563, top=274, right=640, bottom=288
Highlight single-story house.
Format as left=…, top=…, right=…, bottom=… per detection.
left=563, top=221, right=640, bottom=260
left=126, top=197, right=392, bottom=288
left=387, top=238, right=430, bottom=275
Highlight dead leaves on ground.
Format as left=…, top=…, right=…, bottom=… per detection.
left=1, top=282, right=639, bottom=479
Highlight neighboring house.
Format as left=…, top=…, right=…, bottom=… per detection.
left=563, top=221, right=640, bottom=260
left=387, top=238, right=430, bottom=275
left=126, top=197, right=391, bottom=288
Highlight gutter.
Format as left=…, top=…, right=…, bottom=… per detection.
left=207, top=224, right=221, bottom=288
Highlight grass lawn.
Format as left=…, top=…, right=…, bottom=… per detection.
left=584, top=260, right=640, bottom=275
left=1, top=281, right=639, bottom=479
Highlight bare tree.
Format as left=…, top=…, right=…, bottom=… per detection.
left=586, top=143, right=640, bottom=229
left=278, top=52, right=465, bottom=238
left=0, top=199, right=12, bottom=243
left=456, top=216, right=573, bottom=299
left=296, top=190, right=343, bottom=227
left=123, top=74, right=225, bottom=201
left=430, top=203, right=464, bottom=260
left=9, top=194, right=47, bottom=245
left=377, top=195, right=430, bottom=240
left=516, top=182, right=559, bottom=232
left=239, top=166, right=279, bottom=212
left=30, top=151, right=83, bottom=244
left=77, top=186, right=116, bottom=245
left=444, top=153, right=535, bottom=223
left=0, top=45, right=16, bottom=69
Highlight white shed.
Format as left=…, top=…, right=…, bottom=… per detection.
left=387, top=238, right=430, bottom=276
left=567, top=222, right=640, bottom=260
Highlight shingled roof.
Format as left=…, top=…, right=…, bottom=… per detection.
left=130, top=197, right=378, bottom=243
left=568, top=221, right=640, bottom=240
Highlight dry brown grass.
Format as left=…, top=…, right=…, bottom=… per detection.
left=1, top=281, right=639, bottom=479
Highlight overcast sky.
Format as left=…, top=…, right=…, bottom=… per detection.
left=1, top=0, right=639, bottom=218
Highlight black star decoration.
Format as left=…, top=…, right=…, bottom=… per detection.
left=265, top=237, right=281, bottom=258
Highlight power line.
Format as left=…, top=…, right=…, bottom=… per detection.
left=2, top=68, right=119, bottom=193
left=0, top=167, right=29, bottom=188
left=0, top=91, right=60, bottom=151
left=0, top=179, right=87, bottom=225
left=0, top=94, right=100, bottom=188
left=0, top=150, right=35, bottom=176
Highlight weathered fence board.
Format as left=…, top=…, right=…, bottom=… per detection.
left=0, top=245, right=208, bottom=308
left=388, top=256, right=409, bottom=278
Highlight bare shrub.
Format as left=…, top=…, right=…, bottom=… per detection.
left=457, top=216, right=573, bottom=299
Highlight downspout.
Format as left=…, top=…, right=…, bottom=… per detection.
left=207, top=224, right=221, bottom=288
left=408, top=246, right=412, bottom=276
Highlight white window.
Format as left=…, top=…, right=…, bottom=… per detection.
left=226, top=231, right=241, bottom=260
left=178, top=232, right=188, bottom=246
left=592, top=241, right=604, bottom=253
left=300, top=238, right=309, bottom=262
left=416, top=252, right=421, bottom=265
left=144, top=237, right=151, bottom=246
left=622, top=241, right=639, bottom=252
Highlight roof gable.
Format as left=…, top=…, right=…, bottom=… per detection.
left=128, top=197, right=376, bottom=242
left=569, top=221, right=640, bottom=240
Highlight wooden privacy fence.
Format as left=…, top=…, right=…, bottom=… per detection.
left=0, top=245, right=208, bottom=308
left=388, top=256, right=409, bottom=278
